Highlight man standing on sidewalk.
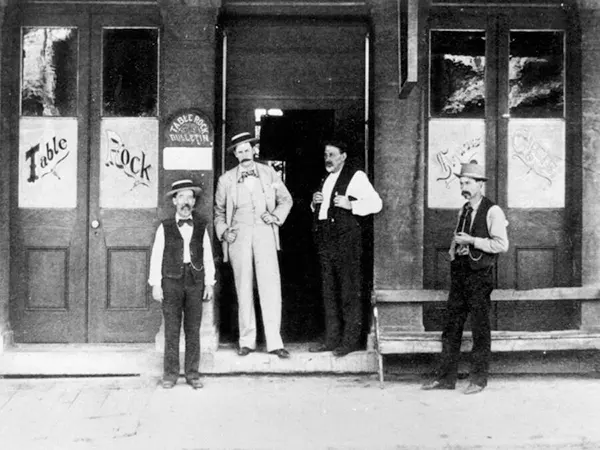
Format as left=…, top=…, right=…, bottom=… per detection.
left=309, top=139, right=382, bottom=357
left=422, top=162, right=508, bottom=394
left=149, top=179, right=216, bottom=390
left=214, top=132, right=293, bottom=359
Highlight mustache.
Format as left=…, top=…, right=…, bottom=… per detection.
left=461, top=191, right=471, bottom=197
left=241, top=158, right=252, bottom=163
left=325, top=162, right=333, bottom=167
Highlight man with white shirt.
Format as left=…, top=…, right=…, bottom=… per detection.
left=310, top=140, right=382, bottom=357
left=422, top=162, right=508, bottom=395
left=148, top=179, right=215, bottom=390
left=214, top=132, right=293, bottom=359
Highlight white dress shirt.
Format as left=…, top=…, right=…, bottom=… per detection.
left=148, top=214, right=216, bottom=287
left=317, top=167, right=383, bottom=219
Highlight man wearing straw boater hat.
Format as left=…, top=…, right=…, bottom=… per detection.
left=422, top=161, right=508, bottom=395
left=148, top=179, right=216, bottom=389
left=214, top=132, right=293, bottom=358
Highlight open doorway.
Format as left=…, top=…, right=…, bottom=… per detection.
left=260, top=110, right=335, bottom=342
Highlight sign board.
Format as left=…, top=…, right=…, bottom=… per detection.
left=19, top=117, right=78, bottom=208
left=508, top=119, right=565, bottom=208
left=163, top=108, right=214, bottom=170
left=100, top=118, right=159, bottom=209
left=428, top=119, right=486, bottom=209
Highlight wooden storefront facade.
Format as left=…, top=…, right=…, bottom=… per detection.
left=0, top=0, right=599, bottom=373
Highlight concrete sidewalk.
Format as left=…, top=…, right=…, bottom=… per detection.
left=1, top=374, right=599, bottom=450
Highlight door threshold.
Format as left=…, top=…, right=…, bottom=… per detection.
left=0, top=342, right=377, bottom=376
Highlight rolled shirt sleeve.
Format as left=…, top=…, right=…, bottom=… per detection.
left=346, top=170, right=383, bottom=216
left=472, top=205, right=509, bottom=254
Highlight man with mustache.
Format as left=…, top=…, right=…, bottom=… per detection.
left=310, top=140, right=382, bottom=357
left=422, top=162, right=508, bottom=395
left=148, top=179, right=216, bottom=389
left=214, top=132, right=293, bottom=358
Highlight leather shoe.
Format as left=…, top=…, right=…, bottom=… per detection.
left=309, top=344, right=335, bottom=353
left=269, top=348, right=290, bottom=359
left=464, top=383, right=485, bottom=395
left=161, top=379, right=176, bottom=389
left=186, top=378, right=204, bottom=390
left=237, top=347, right=255, bottom=356
left=421, top=379, right=455, bottom=390
left=332, top=346, right=360, bottom=357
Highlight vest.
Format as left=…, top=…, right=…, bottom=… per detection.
left=463, top=196, right=498, bottom=271
left=162, top=215, right=206, bottom=283
left=314, top=163, right=361, bottom=235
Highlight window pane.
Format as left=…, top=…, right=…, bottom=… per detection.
left=21, top=28, right=78, bottom=117
left=103, top=28, right=158, bottom=117
left=430, top=31, right=486, bottom=118
left=509, top=31, right=564, bottom=118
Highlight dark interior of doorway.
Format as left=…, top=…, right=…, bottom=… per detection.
left=218, top=110, right=334, bottom=345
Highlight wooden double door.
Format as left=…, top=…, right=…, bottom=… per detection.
left=423, top=3, right=581, bottom=331
left=8, top=7, right=163, bottom=343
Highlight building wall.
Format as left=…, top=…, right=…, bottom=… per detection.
left=371, top=0, right=424, bottom=290
left=579, top=0, right=600, bottom=328
left=0, top=0, right=11, bottom=350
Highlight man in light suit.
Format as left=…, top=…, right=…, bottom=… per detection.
left=214, top=132, right=293, bottom=358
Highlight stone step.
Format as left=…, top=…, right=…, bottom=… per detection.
left=0, top=343, right=377, bottom=376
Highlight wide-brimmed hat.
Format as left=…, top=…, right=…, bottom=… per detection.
left=455, top=162, right=487, bottom=181
left=227, top=132, right=259, bottom=152
left=165, top=179, right=202, bottom=198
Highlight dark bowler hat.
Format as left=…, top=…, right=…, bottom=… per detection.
left=165, top=179, right=202, bottom=198
left=227, top=132, right=259, bottom=152
left=455, top=162, right=488, bottom=181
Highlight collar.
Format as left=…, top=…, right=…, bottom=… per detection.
left=238, top=163, right=257, bottom=173
left=175, top=213, right=193, bottom=222
left=468, top=197, right=483, bottom=212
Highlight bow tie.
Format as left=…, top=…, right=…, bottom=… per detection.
left=177, top=218, right=193, bottom=227
left=239, top=170, right=258, bottom=182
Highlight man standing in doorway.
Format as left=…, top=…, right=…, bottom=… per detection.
left=214, top=132, right=293, bottom=359
left=310, top=139, right=382, bottom=357
left=422, top=162, right=508, bottom=394
left=149, top=179, right=215, bottom=389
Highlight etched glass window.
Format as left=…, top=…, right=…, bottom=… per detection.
left=430, top=30, right=486, bottom=118
left=102, top=28, right=158, bottom=117
left=509, top=31, right=564, bottom=118
left=21, top=28, right=78, bottom=117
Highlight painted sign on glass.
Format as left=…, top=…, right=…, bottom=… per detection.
left=428, top=119, right=486, bottom=209
left=19, top=117, right=78, bottom=208
left=508, top=119, right=565, bottom=208
left=100, top=118, right=158, bottom=208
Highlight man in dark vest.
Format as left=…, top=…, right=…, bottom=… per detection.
left=309, top=140, right=382, bottom=357
left=148, top=179, right=216, bottom=389
left=422, top=162, right=508, bottom=394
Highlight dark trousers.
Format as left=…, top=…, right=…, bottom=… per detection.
left=162, top=265, right=204, bottom=382
left=436, top=257, right=493, bottom=387
left=315, top=222, right=363, bottom=350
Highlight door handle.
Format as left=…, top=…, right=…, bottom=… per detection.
left=91, top=220, right=100, bottom=229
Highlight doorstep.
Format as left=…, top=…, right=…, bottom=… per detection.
left=0, top=343, right=377, bottom=377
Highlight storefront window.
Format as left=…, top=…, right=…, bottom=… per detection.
left=102, top=28, right=158, bottom=117
left=21, top=27, right=78, bottom=117
left=509, top=31, right=564, bottom=118
left=430, top=30, right=486, bottom=118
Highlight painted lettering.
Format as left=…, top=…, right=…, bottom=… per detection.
left=25, top=143, right=40, bottom=183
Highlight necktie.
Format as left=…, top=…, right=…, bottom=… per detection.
left=457, top=204, right=473, bottom=233
left=178, top=218, right=193, bottom=227
left=239, top=170, right=258, bottom=182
